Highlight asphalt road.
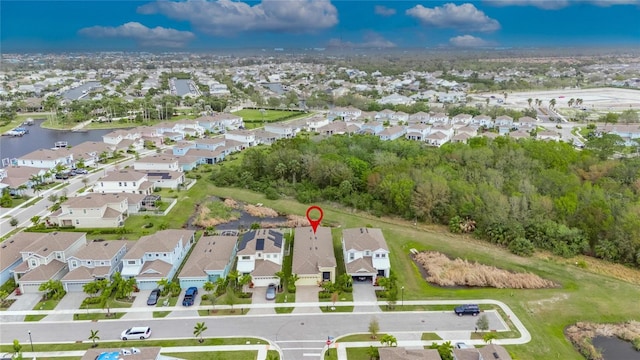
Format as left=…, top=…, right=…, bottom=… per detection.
left=2, top=310, right=506, bottom=359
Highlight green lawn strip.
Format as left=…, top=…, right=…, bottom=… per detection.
left=206, top=186, right=640, bottom=360
left=379, top=304, right=495, bottom=312
left=275, top=292, right=294, bottom=314
left=421, top=333, right=443, bottom=341
left=232, top=109, right=304, bottom=122
left=324, top=348, right=338, bottom=360
left=82, top=297, right=134, bottom=309
left=337, top=334, right=388, bottom=342
left=345, top=347, right=376, bottom=360
left=197, top=308, right=248, bottom=316
left=24, top=314, right=47, bottom=321
left=155, top=295, right=179, bottom=307
left=319, top=292, right=354, bottom=313
left=266, top=350, right=280, bottom=359
left=152, top=311, right=171, bottom=318
left=162, top=351, right=257, bottom=360
left=0, top=114, right=41, bottom=133
left=0, top=338, right=268, bottom=353
left=84, top=121, right=139, bottom=130
left=74, top=312, right=125, bottom=321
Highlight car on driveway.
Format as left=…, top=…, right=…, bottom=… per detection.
left=266, top=284, right=277, bottom=300
left=454, top=304, right=480, bottom=316
left=182, top=287, right=198, bottom=306
left=147, top=289, right=160, bottom=306
left=121, top=326, right=151, bottom=340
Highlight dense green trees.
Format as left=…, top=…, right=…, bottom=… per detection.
left=211, top=135, right=640, bottom=267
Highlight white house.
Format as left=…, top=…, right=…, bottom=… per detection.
left=49, top=193, right=129, bottom=228
left=378, top=126, right=407, bottom=141
left=134, top=155, right=181, bottom=172
left=62, top=240, right=129, bottom=292
left=121, top=230, right=195, bottom=290
left=17, top=148, right=74, bottom=170
left=342, top=228, right=390, bottom=282
left=94, top=170, right=154, bottom=195
left=236, top=229, right=285, bottom=287
left=307, top=115, right=330, bottom=132
left=224, top=130, right=256, bottom=148
left=405, top=124, right=432, bottom=141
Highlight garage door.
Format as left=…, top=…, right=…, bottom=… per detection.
left=179, top=279, right=203, bottom=289
left=137, top=280, right=159, bottom=291
left=64, top=282, right=87, bottom=293
left=20, top=283, right=43, bottom=294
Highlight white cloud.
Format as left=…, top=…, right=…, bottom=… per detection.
left=138, top=0, right=338, bottom=36
left=327, top=32, right=396, bottom=48
left=78, top=22, right=195, bottom=48
left=485, top=0, right=640, bottom=9
left=449, top=35, right=495, bottom=47
left=374, top=5, right=396, bottom=16
left=406, top=3, right=500, bottom=33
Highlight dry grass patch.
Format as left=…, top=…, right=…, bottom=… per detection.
left=414, top=251, right=557, bottom=289
left=565, top=321, right=640, bottom=360
left=244, top=204, right=279, bottom=217
left=192, top=200, right=240, bottom=227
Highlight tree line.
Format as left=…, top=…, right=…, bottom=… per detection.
left=211, top=135, right=640, bottom=267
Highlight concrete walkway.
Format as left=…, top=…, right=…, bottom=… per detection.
left=43, top=292, right=86, bottom=322
left=352, top=283, right=381, bottom=313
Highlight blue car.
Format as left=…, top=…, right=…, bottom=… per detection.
left=182, top=287, right=198, bottom=306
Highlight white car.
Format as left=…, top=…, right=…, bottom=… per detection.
left=121, top=327, right=151, bottom=340
left=455, top=342, right=471, bottom=349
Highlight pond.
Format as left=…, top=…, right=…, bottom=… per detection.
left=186, top=196, right=289, bottom=231
left=592, top=336, right=639, bottom=360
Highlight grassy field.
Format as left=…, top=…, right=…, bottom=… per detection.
left=163, top=351, right=257, bottom=360
left=232, top=109, right=305, bottom=122
left=207, top=186, right=640, bottom=360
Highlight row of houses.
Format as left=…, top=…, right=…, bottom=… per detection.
left=1, top=226, right=390, bottom=294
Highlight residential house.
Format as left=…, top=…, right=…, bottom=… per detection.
left=429, top=112, right=449, bottom=125
left=196, top=113, right=243, bottom=132
left=360, top=121, right=384, bottom=135
left=193, top=137, right=226, bottom=151
left=451, top=132, right=473, bottom=144
left=183, top=148, right=226, bottom=166
left=375, top=109, right=396, bottom=122
left=70, top=141, right=115, bottom=168
left=456, top=125, right=479, bottom=138
left=379, top=93, right=414, bottom=106
left=134, top=155, right=181, bottom=172
left=379, top=126, right=407, bottom=141
left=495, top=115, right=514, bottom=128
left=236, top=229, right=285, bottom=287
left=0, top=166, right=48, bottom=195
left=171, top=141, right=196, bottom=156
left=121, top=230, right=195, bottom=290
left=178, top=235, right=238, bottom=289
left=254, top=129, right=279, bottom=145
left=471, top=115, right=494, bottom=128
left=307, top=116, right=330, bottom=132
left=265, top=123, right=297, bottom=139
left=408, top=111, right=430, bottom=124
left=405, top=124, right=431, bottom=141
left=509, top=130, right=531, bottom=140
left=61, top=240, right=129, bottom=292
left=145, top=171, right=185, bottom=189
left=597, top=124, right=640, bottom=146
left=317, top=121, right=360, bottom=136
left=292, top=227, right=336, bottom=286
left=17, top=148, right=74, bottom=170
left=426, top=132, right=450, bottom=147
left=102, top=129, right=141, bottom=146
left=517, top=116, right=537, bottom=129
left=1, top=232, right=45, bottom=285
left=341, top=227, right=390, bottom=281
left=82, top=348, right=162, bottom=360
left=12, top=232, right=87, bottom=294
left=452, top=113, right=473, bottom=125
left=537, top=130, right=561, bottom=141
left=94, top=170, right=154, bottom=195
left=328, top=106, right=362, bottom=121
left=225, top=130, right=256, bottom=148
left=49, top=193, right=129, bottom=228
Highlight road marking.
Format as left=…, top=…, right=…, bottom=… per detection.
left=276, top=340, right=326, bottom=343
left=302, top=353, right=321, bottom=357
left=281, top=347, right=324, bottom=350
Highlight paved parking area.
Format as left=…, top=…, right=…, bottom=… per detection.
left=44, top=292, right=86, bottom=321
left=122, top=290, right=153, bottom=320
left=352, top=282, right=380, bottom=312
left=248, top=287, right=276, bottom=315
left=292, top=286, right=321, bottom=314
left=0, top=293, right=40, bottom=322
left=166, top=291, right=200, bottom=318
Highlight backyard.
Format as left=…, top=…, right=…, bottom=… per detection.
left=232, top=109, right=308, bottom=129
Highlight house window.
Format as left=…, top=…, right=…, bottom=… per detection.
left=71, top=260, right=77, bottom=267
left=83, top=209, right=86, bottom=214
left=155, top=253, right=159, bottom=257
left=257, top=253, right=262, bottom=258
left=375, top=253, right=380, bottom=258
left=87, top=261, right=92, bottom=264
left=133, top=182, right=136, bottom=186
left=380, top=254, right=386, bottom=258
left=163, top=254, right=167, bottom=257
left=69, top=210, right=73, bottom=214
left=242, top=256, right=250, bottom=260
left=127, top=260, right=136, bottom=265
left=365, top=251, right=371, bottom=256
left=30, top=259, right=37, bottom=267
left=75, top=219, right=79, bottom=224
left=124, top=182, right=127, bottom=186
left=349, top=253, right=354, bottom=260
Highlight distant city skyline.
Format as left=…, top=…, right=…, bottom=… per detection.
left=2, top=0, right=640, bottom=52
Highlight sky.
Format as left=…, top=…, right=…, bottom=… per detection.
left=1, top=0, right=639, bottom=52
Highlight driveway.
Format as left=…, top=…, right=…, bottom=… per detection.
left=352, top=282, right=380, bottom=312
left=0, top=293, right=40, bottom=322
left=166, top=291, right=200, bottom=318
left=44, top=292, right=87, bottom=321
left=122, top=290, right=153, bottom=320
left=248, top=287, right=275, bottom=315
left=292, top=286, right=321, bottom=314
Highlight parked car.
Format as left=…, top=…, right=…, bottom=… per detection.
left=74, top=168, right=88, bottom=174
left=454, top=304, right=480, bottom=316
left=147, top=289, right=160, bottom=306
left=266, top=284, right=277, bottom=300
left=455, top=342, right=471, bottom=349
left=182, top=287, right=198, bottom=306
left=55, top=172, right=69, bottom=180
left=121, top=327, right=151, bottom=340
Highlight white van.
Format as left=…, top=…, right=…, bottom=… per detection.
left=120, top=327, right=151, bottom=340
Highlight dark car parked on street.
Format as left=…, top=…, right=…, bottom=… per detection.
left=182, top=287, right=198, bottom=306
left=147, top=289, right=160, bottom=306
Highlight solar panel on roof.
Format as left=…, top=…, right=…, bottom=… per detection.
left=256, top=238, right=265, bottom=250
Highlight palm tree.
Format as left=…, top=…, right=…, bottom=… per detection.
left=483, top=332, right=498, bottom=344
left=203, top=281, right=216, bottom=307
left=193, top=322, right=208, bottom=343
left=88, top=329, right=100, bottom=348
left=549, top=98, right=557, bottom=110
left=157, top=278, right=170, bottom=296
left=238, top=274, right=252, bottom=291
left=568, top=98, right=575, bottom=108
left=227, top=270, right=240, bottom=290
left=527, top=98, right=533, bottom=108
left=380, top=334, right=397, bottom=347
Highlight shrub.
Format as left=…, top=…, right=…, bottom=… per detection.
left=264, top=187, right=280, bottom=200
left=633, top=337, right=640, bottom=351
left=508, top=237, right=535, bottom=257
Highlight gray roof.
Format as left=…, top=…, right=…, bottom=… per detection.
left=238, top=229, right=283, bottom=255
left=342, top=228, right=388, bottom=252
left=179, top=236, right=237, bottom=278
left=124, top=230, right=194, bottom=259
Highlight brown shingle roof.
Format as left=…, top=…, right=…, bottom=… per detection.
left=179, top=236, right=237, bottom=278
left=69, top=240, right=129, bottom=260
left=292, top=227, right=336, bottom=276
left=20, top=232, right=87, bottom=257
left=124, top=230, right=194, bottom=259
left=379, top=347, right=442, bottom=360
left=342, top=228, right=388, bottom=252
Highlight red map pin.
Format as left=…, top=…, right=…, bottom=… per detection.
left=306, top=205, right=324, bottom=234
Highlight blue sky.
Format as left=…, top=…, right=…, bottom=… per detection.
left=2, top=0, right=639, bottom=51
